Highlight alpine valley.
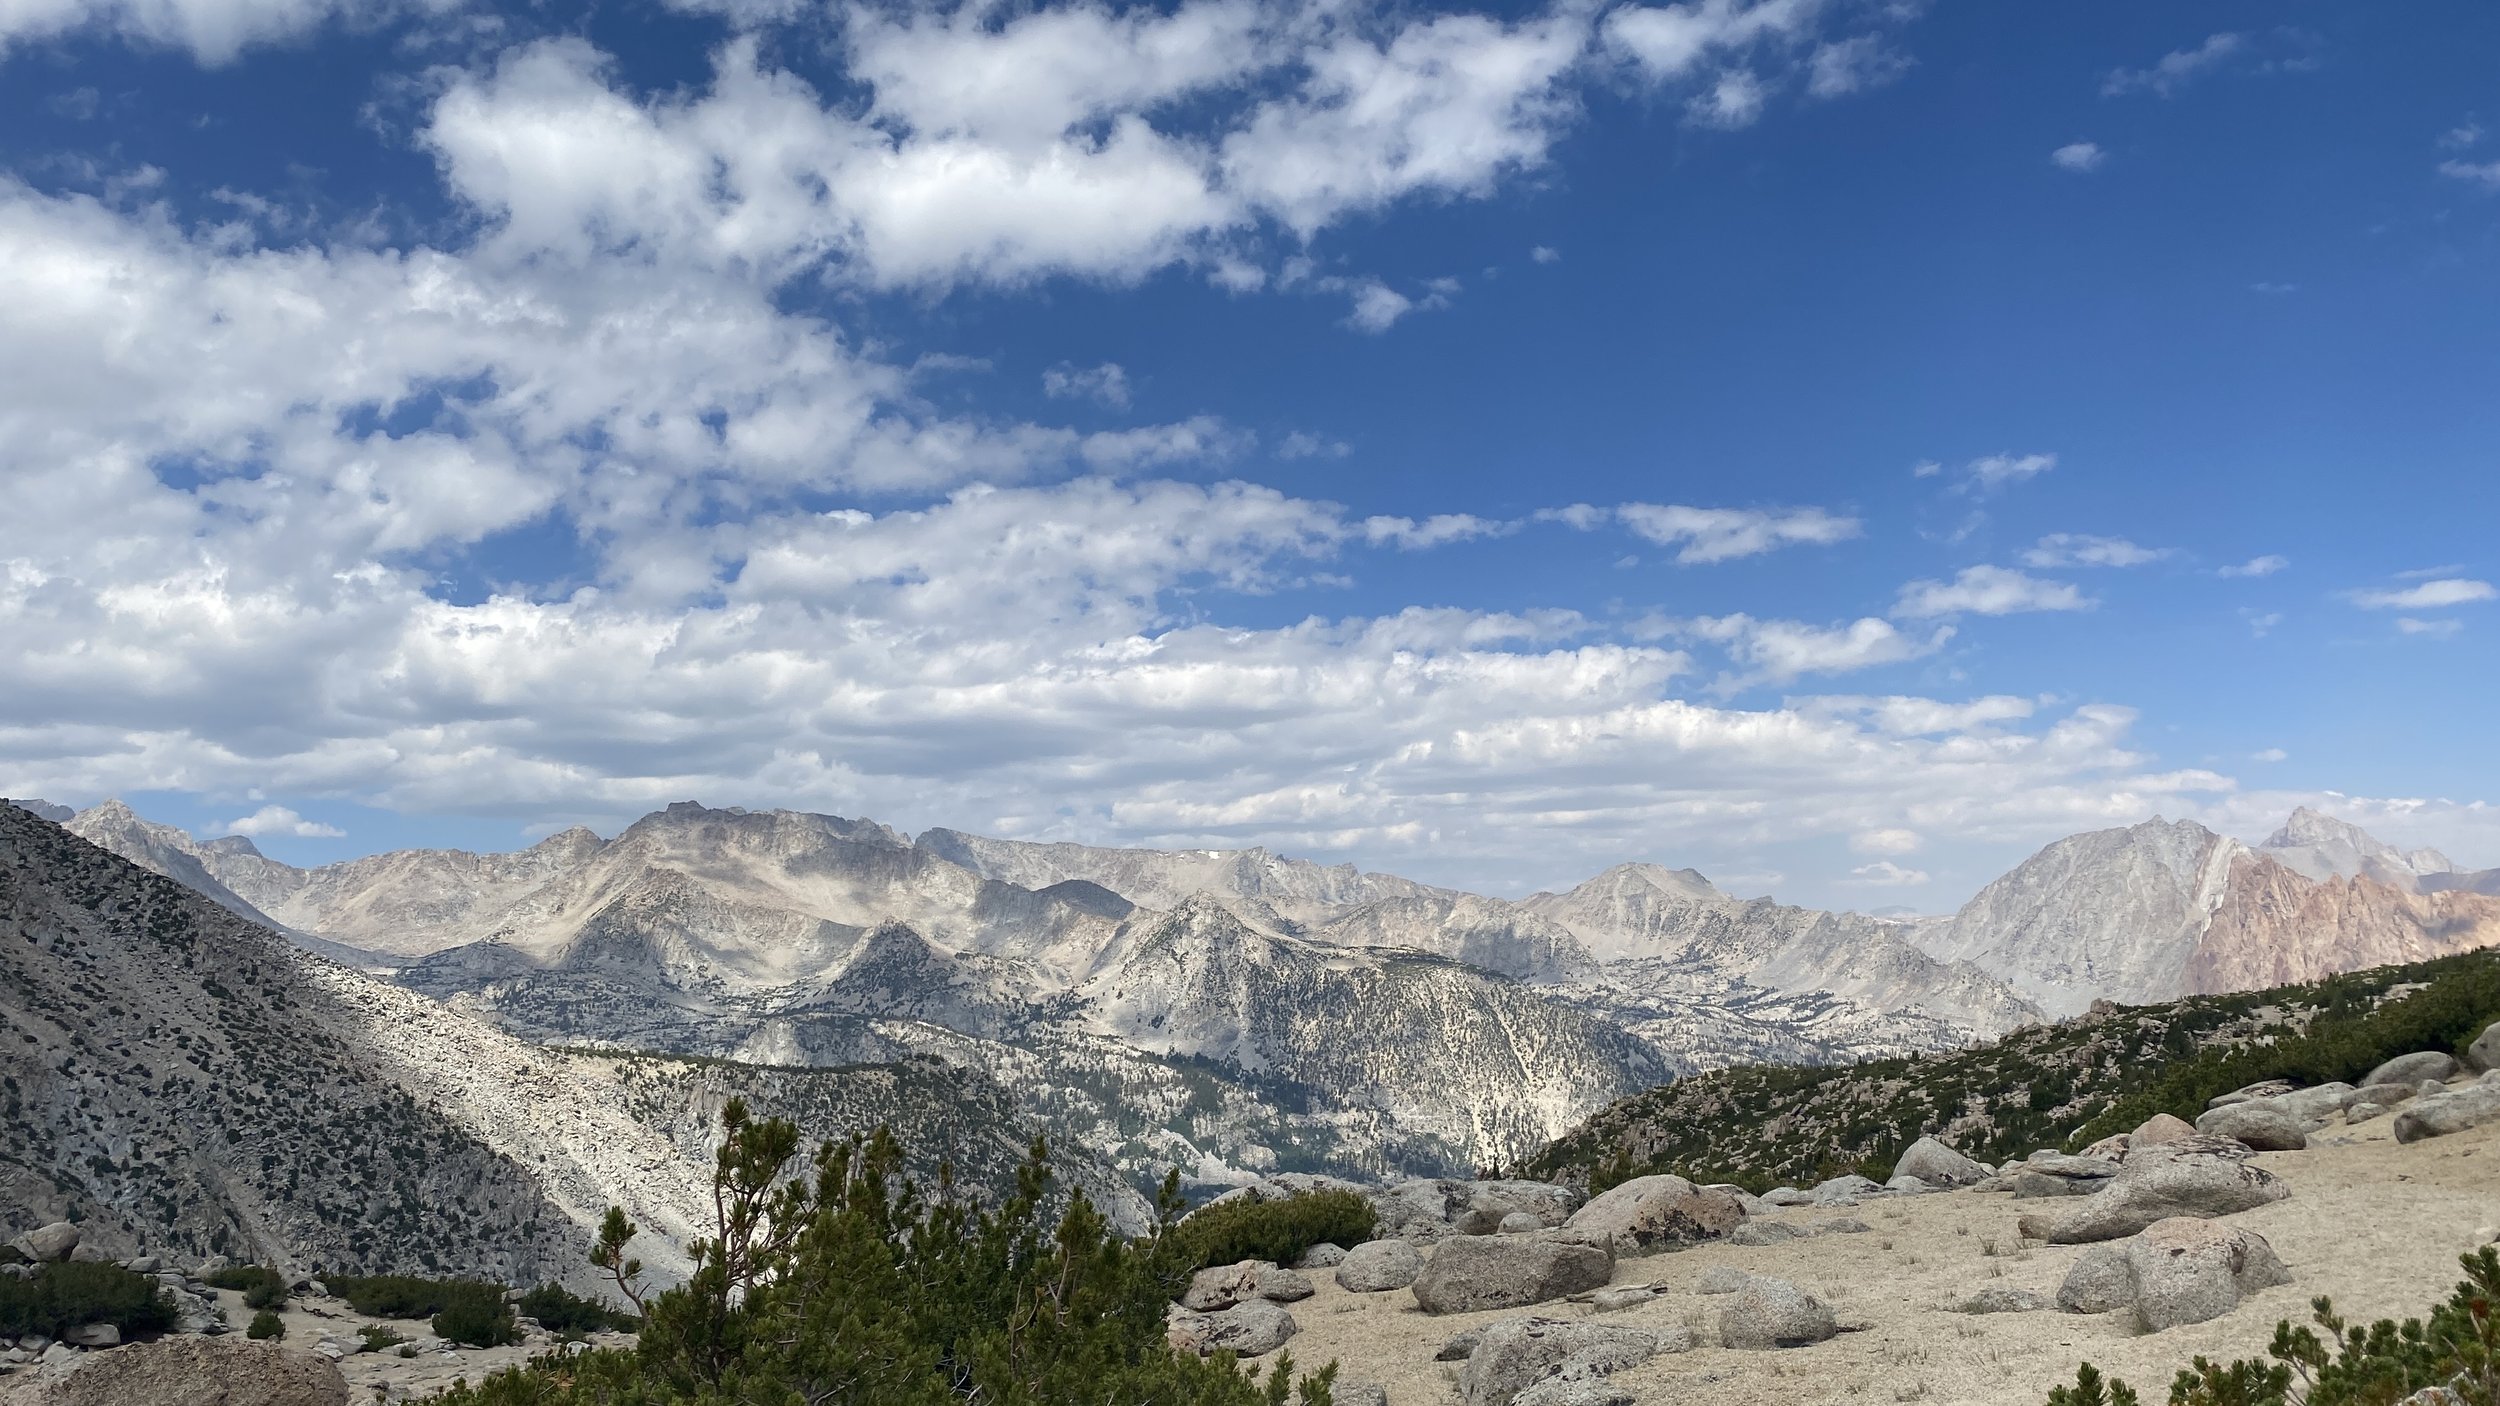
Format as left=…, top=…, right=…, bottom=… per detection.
left=6, top=795, right=2498, bottom=1278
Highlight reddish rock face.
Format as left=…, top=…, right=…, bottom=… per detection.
left=2185, top=854, right=2500, bottom=997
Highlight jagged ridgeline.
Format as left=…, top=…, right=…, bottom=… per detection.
left=0, top=804, right=1147, bottom=1283
left=1525, top=945, right=2500, bottom=1192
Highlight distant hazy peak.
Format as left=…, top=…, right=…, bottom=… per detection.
left=3, top=798, right=73, bottom=823
left=626, top=800, right=909, bottom=850
left=2259, top=805, right=2458, bottom=883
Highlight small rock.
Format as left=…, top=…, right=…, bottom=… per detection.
left=2125, top=1217, right=2291, bottom=1332
left=1894, top=1137, right=1990, bottom=1188
left=2366, top=1052, right=2461, bottom=1087
left=64, top=1323, right=120, bottom=1348
left=2468, top=1020, right=2498, bottom=1074
left=1181, top=1261, right=1270, bottom=1311
left=1412, top=1236, right=1615, bottom=1315
left=1167, top=1300, right=1298, bottom=1357
left=1500, top=1213, right=1543, bottom=1235
left=2057, top=1245, right=2134, bottom=1314
left=2346, top=1101, right=2387, bottom=1125
left=2395, top=1080, right=2500, bottom=1144
left=1882, top=1176, right=1933, bottom=1196
left=2132, top=1113, right=2196, bottom=1147
left=1458, top=1316, right=1673, bottom=1406
left=2194, top=1101, right=2308, bottom=1151
left=2353, top=1082, right=2423, bottom=1108
left=1727, top=1222, right=1805, bottom=1247
left=1814, top=1218, right=1871, bottom=1235
left=1296, top=1243, right=1346, bottom=1269
left=1436, top=1327, right=1485, bottom=1362
left=1809, top=1175, right=1883, bottom=1206
left=1588, top=1287, right=1656, bottom=1313
left=1759, top=1187, right=1811, bottom=1207
left=1696, top=1267, right=1752, bottom=1295
left=1955, top=1287, right=2054, bottom=1314
left=2207, top=1080, right=2294, bottom=1110
left=1336, top=1384, right=1389, bottom=1406
left=123, top=1256, right=162, bottom=1275
left=1335, top=1240, right=1423, bottom=1293
left=1718, top=1277, right=1836, bottom=1350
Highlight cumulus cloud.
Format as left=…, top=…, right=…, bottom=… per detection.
left=1847, top=860, right=1929, bottom=886
left=1613, top=503, right=1862, bottom=563
left=1043, top=362, right=1133, bottom=408
left=2219, top=555, right=2289, bottom=578
left=2348, top=579, right=2496, bottom=610
left=2050, top=142, right=2106, bottom=172
left=1894, top=565, right=2093, bottom=618
left=2023, top=534, right=2165, bottom=569
left=1851, top=827, right=1921, bottom=855
left=2101, top=32, right=2244, bottom=98
left=223, top=804, right=345, bottom=838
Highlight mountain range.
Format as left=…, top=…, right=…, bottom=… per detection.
left=14, top=794, right=2497, bottom=1204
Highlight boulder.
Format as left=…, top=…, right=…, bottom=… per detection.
left=2346, top=1102, right=2387, bottom=1125
left=1411, top=1236, right=1614, bottom=1315
left=1500, top=1213, right=1543, bottom=1235
left=1385, top=1179, right=1584, bottom=1241
left=1703, top=1184, right=1773, bottom=1216
left=13, top=1336, right=349, bottom=1406
left=2269, top=1083, right=2362, bottom=1124
left=1562, top=1175, right=1746, bottom=1255
left=2367, top=1052, right=2460, bottom=1087
left=2011, top=1171, right=2099, bottom=1200
left=1810, top=1175, right=1884, bottom=1206
left=1437, top=1327, right=1485, bottom=1361
left=1167, top=1300, right=1298, bottom=1357
left=2019, top=1151, right=2290, bottom=1244
left=1728, top=1222, right=1805, bottom=1247
left=12, top=1224, right=78, bottom=1264
left=2132, top=1113, right=2197, bottom=1148
left=2056, top=1246, right=2135, bottom=1314
left=1183, top=1261, right=1307, bottom=1311
left=1509, top=1376, right=1633, bottom=1406
left=2078, top=1135, right=2132, bottom=1163
left=2469, top=1020, right=2499, bottom=1074
left=2193, top=1102, right=2308, bottom=1152
left=1717, top=1276, right=1837, bottom=1350
left=1296, top=1243, right=1346, bottom=1270
left=1460, top=1182, right=1582, bottom=1235
left=2354, top=1082, right=2423, bottom=1108
left=2125, top=1218, right=2291, bottom=1332
left=1955, top=1287, right=2054, bottom=1314
left=1335, top=1240, right=1423, bottom=1293
left=1759, top=1187, right=1812, bottom=1207
left=2393, top=1080, right=2500, bottom=1144
left=1895, top=1137, right=1990, bottom=1188
left=1337, top=1385, right=1389, bottom=1406
left=1458, top=1317, right=1673, bottom=1406
left=62, top=1324, right=119, bottom=1348
left=2208, top=1080, right=2294, bottom=1109
left=1882, top=1176, right=1935, bottom=1196
left=1696, top=1267, right=1752, bottom=1295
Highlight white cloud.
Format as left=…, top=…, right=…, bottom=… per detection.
left=1043, top=362, right=1132, bottom=408
left=1851, top=827, right=1922, bottom=855
left=2249, top=748, right=2287, bottom=763
left=2440, top=122, right=2485, bottom=151
left=1530, top=245, right=1561, bottom=264
left=1360, top=514, right=1513, bottom=550
left=2348, top=579, right=2496, bottom=610
left=2101, top=32, right=2244, bottom=98
left=1805, top=34, right=1911, bottom=99
left=223, top=804, right=345, bottom=838
left=1275, top=431, right=1350, bottom=460
left=1686, top=68, right=1768, bottom=129
left=2219, top=554, right=2288, bottom=578
left=2022, top=534, right=2165, bottom=568
left=1675, top=614, right=1951, bottom=685
left=0, top=0, right=429, bottom=62
left=2050, top=141, right=2106, bottom=173
left=1893, top=565, right=2093, bottom=618
left=2397, top=618, right=2464, bottom=638
left=1963, top=451, right=2056, bottom=491
left=1847, top=860, right=1929, bottom=886
left=2242, top=610, right=2283, bottom=638
left=1601, top=0, right=1818, bottom=81
left=1910, top=459, right=1942, bottom=478
left=2439, top=160, right=2500, bottom=192
left=1797, top=694, right=2037, bottom=737
left=1613, top=503, right=1861, bottom=564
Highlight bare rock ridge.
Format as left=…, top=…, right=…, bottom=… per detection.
left=0, top=803, right=1147, bottom=1287
left=29, top=796, right=2500, bottom=1195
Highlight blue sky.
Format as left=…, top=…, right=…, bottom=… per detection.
left=2, top=0, right=2495, bottom=908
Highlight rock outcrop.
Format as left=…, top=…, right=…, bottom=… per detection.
left=1458, top=1317, right=1678, bottom=1406
left=2020, top=1148, right=2289, bottom=1244
left=1561, top=1175, right=1745, bottom=1254
left=1411, top=1236, right=1615, bottom=1315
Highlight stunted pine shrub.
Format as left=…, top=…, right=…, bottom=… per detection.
left=426, top=1100, right=1337, bottom=1406
left=0, top=1261, right=176, bottom=1339
left=1173, top=1191, right=1376, bottom=1272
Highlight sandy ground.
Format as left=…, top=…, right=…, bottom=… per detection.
left=1282, top=1104, right=2500, bottom=1406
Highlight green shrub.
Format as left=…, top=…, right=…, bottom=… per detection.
left=324, top=1272, right=503, bottom=1320
left=2046, top=1246, right=2500, bottom=1405
left=426, top=1102, right=1337, bottom=1406
left=247, top=1309, right=285, bottom=1341
left=358, top=1324, right=409, bottom=1354
left=1173, top=1191, right=1376, bottom=1272
left=0, top=1261, right=176, bottom=1339
left=431, top=1289, right=520, bottom=1349
left=209, top=1264, right=292, bottom=1311
left=514, top=1282, right=635, bottom=1336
